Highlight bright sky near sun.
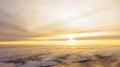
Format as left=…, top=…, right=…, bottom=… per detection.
left=0, top=0, right=120, bottom=45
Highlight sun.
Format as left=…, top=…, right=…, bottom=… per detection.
left=67, top=35, right=75, bottom=42
left=68, top=37, right=75, bottom=42
left=58, top=34, right=76, bottom=45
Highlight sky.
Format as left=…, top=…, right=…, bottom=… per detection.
left=0, top=0, right=120, bottom=45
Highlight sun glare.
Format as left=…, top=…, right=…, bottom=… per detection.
left=68, top=35, right=75, bottom=42
left=58, top=34, right=76, bottom=45
left=57, top=32, right=116, bottom=45
left=68, top=38, right=76, bottom=43
left=66, top=35, right=76, bottom=45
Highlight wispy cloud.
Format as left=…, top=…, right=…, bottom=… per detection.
left=0, top=0, right=120, bottom=42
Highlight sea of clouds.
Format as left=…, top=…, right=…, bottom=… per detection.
left=0, top=45, right=120, bottom=67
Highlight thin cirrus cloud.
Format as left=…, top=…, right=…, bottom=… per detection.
left=0, top=0, right=120, bottom=41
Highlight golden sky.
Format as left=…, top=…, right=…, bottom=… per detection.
left=0, top=0, right=120, bottom=45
